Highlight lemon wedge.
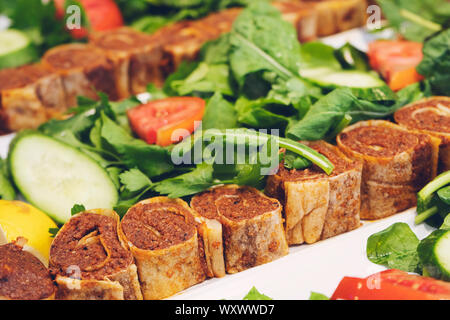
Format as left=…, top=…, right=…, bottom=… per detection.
left=0, top=200, right=57, bottom=263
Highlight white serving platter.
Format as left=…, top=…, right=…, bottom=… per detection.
left=0, top=27, right=427, bottom=300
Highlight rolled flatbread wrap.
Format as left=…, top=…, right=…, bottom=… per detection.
left=90, top=27, right=164, bottom=97
left=0, top=238, right=56, bottom=300
left=0, top=64, right=66, bottom=132
left=119, top=197, right=206, bottom=300
left=42, top=43, right=118, bottom=107
left=192, top=185, right=288, bottom=274
left=266, top=141, right=362, bottom=245
left=337, top=120, right=440, bottom=219
left=50, top=209, right=142, bottom=300
left=394, top=97, right=450, bottom=173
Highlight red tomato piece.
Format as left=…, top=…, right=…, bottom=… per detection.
left=54, top=0, right=124, bottom=39
left=368, top=40, right=424, bottom=91
left=331, top=269, right=450, bottom=300
left=127, top=97, right=206, bottom=147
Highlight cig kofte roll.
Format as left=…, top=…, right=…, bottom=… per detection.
left=0, top=64, right=66, bottom=132
left=0, top=238, right=56, bottom=300
left=42, top=43, right=118, bottom=107
left=90, top=27, right=164, bottom=97
left=49, top=209, right=142, bottom=300
left=337, top=120, right=440, bottom=219
left=190, top=185, right=288, bottom=275
left=394, top=97, right=450, bottom=173
left=265, top=140, right=362, bottom=245
left=119, top=197, right=206, bottom=300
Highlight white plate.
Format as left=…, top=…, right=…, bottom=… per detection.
left=0, top=28, right=428, bottom=300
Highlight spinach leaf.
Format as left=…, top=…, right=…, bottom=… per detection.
left=309, top=292, right=330, bottom=300
left=169, top=63, right=234, bottom=97
left=243, top=287, right=272, bottom=300
left=229, top=2, right=302, bottom=88
left=153, top=163, right=215, bottom=198
left=286, top=89, right=392, bottom=141
left=299, top=42, right=342, bottom=70
left=417, top=28, right=450, bottom=96
left=100, top=113, right=174, bottom=178
left=376, top=0, right=450, bottom=42
left=199, top=34, right=232, bottom=65
left=235, top=96, right=291, bottom=130
left=202, top=92, right=239, bottom=130
left=366, top=222, right=421, bottom=273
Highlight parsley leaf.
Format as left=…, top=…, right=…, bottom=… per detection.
left=243, top=287, right=272, bottom=300
left=71, top=204, right=86, bottom=216
left=119, top=169, right=152, bottom=193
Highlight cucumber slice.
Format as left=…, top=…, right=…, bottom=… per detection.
left=300, top=67, right=387, bottom=89
left=0, top=29, right=38, bottom=69
left=8, top=131, right=118, bottom=224
left=418, top=229, right=450, bottom=281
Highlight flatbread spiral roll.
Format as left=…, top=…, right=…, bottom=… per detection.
left=42, top=43, right=118, bottom=107
left=266, top=141, right=362, bottom=245
left=191, top=185, right=288, bottom=275
left=337, top=120, right=440, bottom=219
left=49, top=209, right=142, bottom=300
left=394, top=97, right=450, bottom=173
left=119, top=197, right=206, bottom=300
left=0, top=238, right=56, bottom=300
left=90, top=27, right=164, bottom=97
left=0, top=64, right=66, bottom=132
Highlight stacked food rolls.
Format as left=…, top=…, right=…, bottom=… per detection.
left=152, top=9, right=242, bottom=77
left=49, top=209, right=142, bottom=300
left=0, top=0, right=367, bottom=133
left=0, top=64, right=66, bottom=132
left=190, top=185, right=288, bottom=274
left=266, top=140, right=362, bottom=245
left=337, top=120, right=440, bottom=219
left=119, top=197, right=206, bottom=300
left=394, top=97, right=450, bottom=173
left=42, top=43, right=118, bottom=107
left=90, top=27, right=165, bottom=98
left=0, top=237, right=56, bottom=300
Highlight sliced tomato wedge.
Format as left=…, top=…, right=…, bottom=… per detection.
left=368, top=40, right=424, bottom=91
left=127, top=97, right=206, bottom=147
left=331, top=269, right=450, bottom=300
left=54, top=0, right=124, bottom=39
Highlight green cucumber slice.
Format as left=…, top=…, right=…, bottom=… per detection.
left=300, top=67, right=387, bottom=89
left=0, top=29, right=38, bottom=69
left=418, top=229, right=450, bottom=281
left=8, top=131, right=118, bottom=224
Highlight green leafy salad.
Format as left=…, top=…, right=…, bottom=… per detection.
left=0, top=3, right=443, bottom=226
left=367, top=171, right=450, bottom=281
